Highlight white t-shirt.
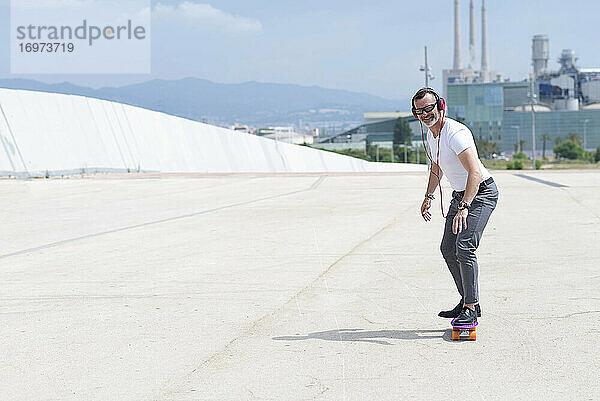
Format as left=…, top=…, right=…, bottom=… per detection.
left=426, top=117, right=491, bottom=191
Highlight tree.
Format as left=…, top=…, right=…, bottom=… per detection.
left=393, top=117, right=412, bottom=163
left=475, top=138, right=499, bottom=159
left=513, top=139, right=526, bottom=153
left=595, top=146, right=600, bottom=163
left=393, top=117, right=412, bottom=146
left=553, top=139, right=584, bottom=160
left=566, top=132, right=582, bottom=146
left=553, top=136, right=563, bottom=146
left=540, top=134, right=550, bottom=159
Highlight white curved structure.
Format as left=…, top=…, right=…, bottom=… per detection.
left=0, top=88, right=425, bottom=176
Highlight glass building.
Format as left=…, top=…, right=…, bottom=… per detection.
left=446, top=81, right=529, bottom=147
left=447, top=81, right=600, bottom=154
left=504, top=109, right=600, bottom=155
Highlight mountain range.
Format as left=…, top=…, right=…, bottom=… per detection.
left=0, top=78, right=407, bottom=130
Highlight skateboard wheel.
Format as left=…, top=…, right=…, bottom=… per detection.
left=452, top=329, right=459, bottom=341
left=469, top=329, right=476, bottom=341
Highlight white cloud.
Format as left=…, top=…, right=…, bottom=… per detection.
left=135, top=6, right=151, bottom=23
left=153, top=2, right=263, bottom=35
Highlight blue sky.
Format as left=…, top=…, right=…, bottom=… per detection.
left=1, top=0, right=600, bottom=104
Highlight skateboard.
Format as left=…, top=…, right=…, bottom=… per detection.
left=451, top=321, right=477, bottom=341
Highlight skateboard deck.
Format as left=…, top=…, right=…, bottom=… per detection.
left=451, top=321, right=477, bottom=341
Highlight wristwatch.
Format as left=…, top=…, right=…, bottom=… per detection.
left=425, top=193, right=435, bottom=200
left=458, top=201, right=470, bottom=210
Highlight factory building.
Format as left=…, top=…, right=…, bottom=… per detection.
left=446, top=36, right=600, bottom=154
left=444, top=1, right=600, bottom=155
left=534, top=38, right=600, bottom=110
left=320, top=1, right=600, bottom=158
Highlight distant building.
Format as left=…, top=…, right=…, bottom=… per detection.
left=503, top=109, right=600, bottom=155
left=446, top=80, right=600, bottom=154
left=446, top=81, right=529, bottom=143
left=231, top=123, right=250, bottom=133
left=315, top=114, right=427, bottom=151
left=257, top=127, right=314, bottom=145
left=445, top=31, right=600, bottom=155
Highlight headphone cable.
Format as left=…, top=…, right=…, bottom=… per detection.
left=420, top=110, right=446, bottom=218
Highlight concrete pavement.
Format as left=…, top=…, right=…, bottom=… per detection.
left=0, top=170, right=598, bottom=400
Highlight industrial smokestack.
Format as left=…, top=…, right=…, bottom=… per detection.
left=469, top=0, right=476, bottom=69
left=532, top=34, right=549, bottom=78
left=454, top=0, right=462, bottom=70
left=481, top=0, right=489, bottom=81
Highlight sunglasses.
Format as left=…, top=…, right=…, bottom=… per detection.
left=414, top=103, right=437, bottom=115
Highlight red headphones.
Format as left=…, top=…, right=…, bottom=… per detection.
left=412, top=87, right=447, bottom=218
left=411, top=88, right=446, bottom=118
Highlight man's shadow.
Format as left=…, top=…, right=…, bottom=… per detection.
left=273, top=328, right=454, bottom=345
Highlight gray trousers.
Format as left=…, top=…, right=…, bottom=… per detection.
left=440, top=178, right=498, bottom=304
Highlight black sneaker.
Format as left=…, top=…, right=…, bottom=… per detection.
left=438, top=301, right=463, bottom=318
left=438, top=302, right=481, bottom=318
left=452, top=306, right=478, bottom=326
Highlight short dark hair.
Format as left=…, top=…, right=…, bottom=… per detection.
left=411, top=87, right=440, bottom=110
